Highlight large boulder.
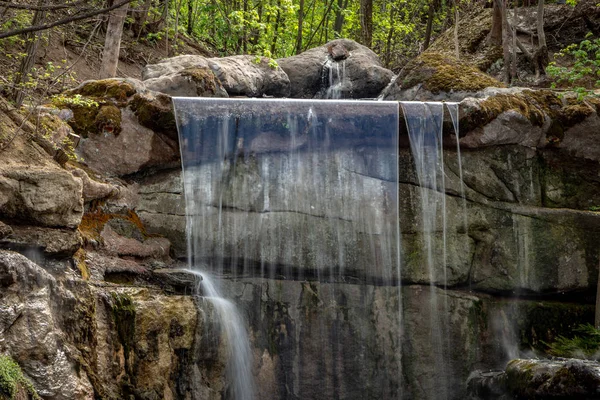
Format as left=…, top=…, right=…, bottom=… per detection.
left=468, top=358, right=600, bottom=399
left=277, top=39, right=394, bottom=99
left=382, top=52, right=503, bottom=101
left=142, top=54, right=290, bottom=98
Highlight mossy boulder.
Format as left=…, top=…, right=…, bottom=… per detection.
left=129, top=91, right=177, bottom=141
left=94, top=105, right=122, bottom=136
left=68, top=79, right=137, bottom=102
left=144, top=65, right=229, bottom=97
left=459, top=88, right=599, bottom=149
left=382, top=52, right=503, bottom=101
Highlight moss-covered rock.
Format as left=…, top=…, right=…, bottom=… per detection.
left=94, top=105, right=122, bottom=136
left=460, top=89, right=598, bottom=142
left=129, top=91, right=177, bottom=140
left=0, top=355, right=39, bottom=400
left=68, top=79, right=137, bottom=102
left=383, top=52, right=503, bottom=100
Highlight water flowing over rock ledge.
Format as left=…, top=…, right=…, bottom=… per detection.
left=1, top=37, right=600, bottom=399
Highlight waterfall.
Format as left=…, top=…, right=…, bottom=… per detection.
left=323, top=58, right=350, bottom=99
left=173, top=97, right=399, bottom=399
left=400, top=101, right=467, bottom=400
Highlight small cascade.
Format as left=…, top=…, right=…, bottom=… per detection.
left=199, top=272, right=256, bottom=400
left=323, top=57, right=350, bottom=99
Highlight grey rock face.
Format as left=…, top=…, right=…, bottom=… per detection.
left=0, top=250, right=95, bottom=399
left=142, top=54, right=290, bottom=98
left=0, top=250, right=226, bottom=399
left=208, top=55, right=290, bottom=97
left=277, top=39, right=394, bottom=99
left=76, top=107, right=180, bottom=177
left=0, top=166, right=83, bottom=228
left=0, top=225, right=82, bottom=258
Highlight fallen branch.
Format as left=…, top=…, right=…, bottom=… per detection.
left=0, top=0, right=136, bottom=40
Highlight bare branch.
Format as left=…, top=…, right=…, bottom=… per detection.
left=0, top=0, right=136, bottom=40
left=0, top=0, right=87, bottom=11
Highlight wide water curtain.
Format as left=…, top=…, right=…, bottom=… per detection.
left=174, top=98, right=400, bottom=399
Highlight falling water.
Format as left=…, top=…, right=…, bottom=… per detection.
left=323, top=58, right=350, bottom=99
left=401, top=101, right=450, bottom=400
left=199, top=272, right=256, bottom=400
left=174, top=97, right=399, bottom=399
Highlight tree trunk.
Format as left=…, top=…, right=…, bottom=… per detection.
left=423, top=1, right=435, bottom=50
left=359, top=0, right=372, bottom=47
left=12, top=0, right=46, bottom=106
left=596, top=258, right=600, bottom=329
left=453, top=0, right=460, bottom=59
left=535, top=0, right=548, bottom=77
left=100, top=2, right=129, bottom=78
left=295, top=0, right=304, bottom=55
left=489, top=0, right=503, bottom=46
left=187, top=0, right=193, bottom=35
left=511, top=1, right=518, bottom=81
left=334, top=0, right=348, bottom=37
left=133, top=0, right=151, bottom=37
left=270, top=0, right=282, bottom=55
left=384, top=3, right=395, bottom=66
left=501, top=0, right=511, bottom=83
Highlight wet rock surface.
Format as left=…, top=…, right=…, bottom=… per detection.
left=468, top=358, right=600, bottom=399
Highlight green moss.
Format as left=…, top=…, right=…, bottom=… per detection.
left=94, top=105, right=122, bottom=136
left=461, top=89, right=595, bottom=138
left=70, top=80, right=136, bottom=102
left=181, top=67, right=223, bottom=96
left=0, top=355, right=39, bottom=400
left=51, top=99, right=99, bottom=138
left=130, top=93, right=176, bottom=139
left=400, top=52, right=503, bottom=94
left=110, top=293, right=136, bottom=374
left=505, top=359, right=536, bottom=394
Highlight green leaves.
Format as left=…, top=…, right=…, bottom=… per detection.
left=548, top=32, right=600, bottom=98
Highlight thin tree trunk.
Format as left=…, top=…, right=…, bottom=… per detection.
left=501, top=0, right=511, bottom=83
left=133, top=0, right=152, bottom=37
left=596, top=258, right=600, bottom=329
left=295, top=0, right=304, bottom=54
left=359, top=0, right=372, bottom=47
left=100, top=2, right=129, bottom=78
left=535, top=0, right=548, bottom=77
left=489, top=0, right=503, bottom=46
left=174, top=0, right=181, bottom=46
left=13, top=0, right=46, bottom=106
left=454, top=0, right=460, bottom=59
left=187, top=0, right=193, bottom=35
left=333, top=0, right=348, bottom=36
left=384, top=3, right=396, bottom=66
left=511, top=1, right=518, bottom=81
left=423, top=1, right=435, bottom=50
left=270, top=0, right=282, bottom=55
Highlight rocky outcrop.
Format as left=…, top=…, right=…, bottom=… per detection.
left=382, top=52, right=503, bottom=101
left=0, top=250, right=226, bottom=400
left=143, top=54, right=290, bottom=98
left=142, top=39, right=392, bottom=100
left=278, top=38, right=394, bottom=99
left=468, top=359, right=600, bottom=399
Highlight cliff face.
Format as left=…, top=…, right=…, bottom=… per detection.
left=1, top=37, right=600, bottom=400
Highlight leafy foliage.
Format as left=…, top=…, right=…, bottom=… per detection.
left=546, top=323, right=600, bottom=360
left=0, top=355, right=40, bottom=400
left=547, top=32, right=600, bottom=98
